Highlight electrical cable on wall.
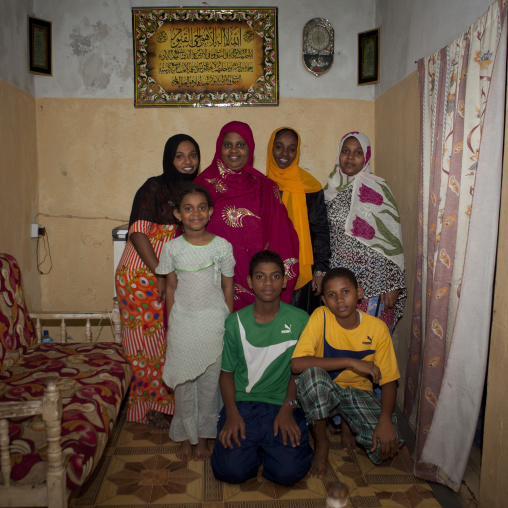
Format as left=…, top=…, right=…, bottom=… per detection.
left=35, top=212, right=126, bottom=222
left=36, top=229, right=53, bottom=274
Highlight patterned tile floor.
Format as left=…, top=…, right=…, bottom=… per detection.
left=69, top=406, right=443, bottom=508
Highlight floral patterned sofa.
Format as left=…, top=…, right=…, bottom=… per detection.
left=0, top=253, right=132, bottom=508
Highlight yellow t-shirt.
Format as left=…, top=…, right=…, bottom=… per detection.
left=292, top=307, right=400, bottom=391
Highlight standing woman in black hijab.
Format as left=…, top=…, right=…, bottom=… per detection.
left=115, top=134, right=200, bottom=429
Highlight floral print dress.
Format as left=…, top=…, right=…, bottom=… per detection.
left=326, top=186, right=407, bottom=329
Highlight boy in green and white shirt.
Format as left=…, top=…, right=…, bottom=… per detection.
left=211, top=250, right=312, bottom=486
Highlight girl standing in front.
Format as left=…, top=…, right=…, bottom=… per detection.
left=156, top=183, right=235, bottom=461
left=115, top=134, right=200, bottom=429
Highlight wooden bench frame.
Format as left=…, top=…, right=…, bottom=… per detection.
left=0, top=297, right=124, bottom=508
left=30, top=297, right=122, bottom=344
left=0, top=382, right=66, bottom=507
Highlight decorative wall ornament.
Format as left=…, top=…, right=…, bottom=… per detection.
left=358, top=28, right=379, bottom=85
left=132, top=7, right=279, bottom=107
left=27, top=16, right=52, bottom=76
left=302, top=18, right=334, bottom=77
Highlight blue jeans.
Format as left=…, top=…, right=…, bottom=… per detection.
left=211, top=401, right=312, bottom=486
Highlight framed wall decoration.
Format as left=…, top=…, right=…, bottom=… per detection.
left=358, top=28, right=379, bottom=85
left=132, top=7, right=279, bottom=107
left=27, top=16, right=52, bottom=76
left=302, top=18, right=334, bottom=77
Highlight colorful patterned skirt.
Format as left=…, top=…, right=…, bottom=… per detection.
left=115, top=224, right=177, bottom=422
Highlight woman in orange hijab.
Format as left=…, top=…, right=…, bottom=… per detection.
left=267, top=127, right=331, bottom=314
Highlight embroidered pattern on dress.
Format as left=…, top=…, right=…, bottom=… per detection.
left=217, top=159, right=235, bottom=177
left=206, top=178, right=228, bottom=193
left=222, top=205, right=260, bottom=227
left=284, top=258, right=299, bottom=280
left=234, top=283, right=254, bottom=300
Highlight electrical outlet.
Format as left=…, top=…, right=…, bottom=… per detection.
left=31, top=223, right=45, bottom=238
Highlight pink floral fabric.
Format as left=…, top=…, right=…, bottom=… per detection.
left=347, top=173, right=404, bottom=270
left=0, top=342, right=131, bottom=488
left=358, top=184, right=383, bottom=206
left=0, top=254, right=132, bottom=489
left=351, top=217, right=376, bottom=240
left=0, top=254, right=37, bottom=375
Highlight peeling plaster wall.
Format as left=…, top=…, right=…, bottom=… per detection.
left=33, top=0, right=376, bottom=100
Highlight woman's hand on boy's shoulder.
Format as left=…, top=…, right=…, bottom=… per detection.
left=380, top=289, right=399, bottom=309
left=311, top=273, right=324, bottom=295
left=273, top=405, right=301, bottom=448
left=219, top=412, right=246, bottom=449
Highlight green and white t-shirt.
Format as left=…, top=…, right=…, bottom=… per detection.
left=221, top=302, right=309, bottom=405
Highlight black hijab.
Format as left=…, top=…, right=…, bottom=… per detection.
left=128, top=134, right=200, bottom=228
left=162, top=133, right=200, bottom=187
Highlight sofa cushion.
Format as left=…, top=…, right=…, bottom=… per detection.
left=0, top=254, right=37, bottom=375
left=0, top=342, right=131, bottom=489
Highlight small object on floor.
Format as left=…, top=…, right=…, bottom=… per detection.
left=327, top=415, right=342, bottom=434
left=326, top=481, right=350, bottom=507
left=146, top=409, right=173, bottom=430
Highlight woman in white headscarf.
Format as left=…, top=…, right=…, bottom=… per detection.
left=324, top=132, right=406, bottom=331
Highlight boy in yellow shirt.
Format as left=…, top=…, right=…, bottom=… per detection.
left=291, top=267, right=404, bottom=478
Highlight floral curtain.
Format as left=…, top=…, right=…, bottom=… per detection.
left=404, top=0, right=507, bottom=491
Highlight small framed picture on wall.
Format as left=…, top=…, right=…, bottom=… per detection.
left=28, top=16, right=52, bottom=76
left=358, top=28, right=379, bottom=85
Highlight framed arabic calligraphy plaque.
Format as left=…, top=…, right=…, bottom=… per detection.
left=132, top=7, right=279, bottom=107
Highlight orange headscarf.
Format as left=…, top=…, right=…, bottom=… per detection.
left=267, top=127, right=322, bottom=290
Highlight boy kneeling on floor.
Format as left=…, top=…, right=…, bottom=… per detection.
left=291, top=267, right=404, bottom=478
left=211, top=250, right=312, bottom=486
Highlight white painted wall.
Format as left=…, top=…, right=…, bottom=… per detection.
left=1, top=0, right=376, bottom=100
left=376, top=0, right=495, bottom=97
left=0, top=0, right=35, bottom=95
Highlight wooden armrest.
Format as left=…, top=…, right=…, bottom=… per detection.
left=0, top=400, right=43, bottom=419
left=30, top=297, right=122, bottom=344
left=0, top=382, right=65, bottom=506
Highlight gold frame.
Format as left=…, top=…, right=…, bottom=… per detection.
left=132, top=7, right=279, bottom=107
